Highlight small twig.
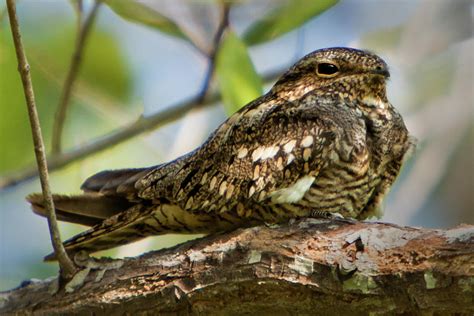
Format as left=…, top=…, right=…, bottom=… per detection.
left=6, top=0, right=76, bottom=278
left=51, top=0, right=101, bottom=154
left=197, top=2, right=231, bottom=103
left=0, top=68, right=283, bottom=189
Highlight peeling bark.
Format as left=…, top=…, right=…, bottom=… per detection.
left=1, top=219, right=473, bottom=315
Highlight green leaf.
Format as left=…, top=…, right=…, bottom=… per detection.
left=243, top=0, right=339, bottom=45
left=216, top=31, right=263, bottom=115
left=103, top=0, right=188, bottom=41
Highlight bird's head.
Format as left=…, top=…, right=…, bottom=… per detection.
left=272, top=47, right=390, bottom=106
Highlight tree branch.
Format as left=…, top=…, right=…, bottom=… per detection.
left=51, top=0, right=101, bottom=154
left=1, top=220, right=473, bottom=314
left=5, top=0, right=76, bottom=278
left=0, top=69, right=283, bottom=189
left=197, top=2, right=231, bottom=103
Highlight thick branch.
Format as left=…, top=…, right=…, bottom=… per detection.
left=6, top=0, right=76, bottom=278
left=1, top=220, right=473, bottom=315
left=51, top=1, right=101, bottom=154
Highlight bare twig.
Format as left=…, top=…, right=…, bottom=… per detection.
left=197, top=2, right=231, bottom=103
left=0, top=68, right=283, bottom=189
left=51, top=0, right=101, bottom=154
left=6, top=0, right=76, bottom=278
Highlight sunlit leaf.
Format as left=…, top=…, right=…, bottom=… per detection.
left=103, top=0, right=189, bottom=41
left=216, top=31, right=263, bottom=115
left=243, top=0, right=338, bottom=45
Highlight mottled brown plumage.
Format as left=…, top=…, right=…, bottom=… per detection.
left=28, top=47, right=415, bottom=261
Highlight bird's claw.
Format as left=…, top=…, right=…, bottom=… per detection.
left=63, top=252, right=124, bottom=293
left=309, top=210, right=356, bottom=224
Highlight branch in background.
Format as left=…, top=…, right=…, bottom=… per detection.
left=51, top=0, right=101, bottom=154
left=68, top=0, right=84, bottom=34
left=197, top=2, right=231, bottom=103
left=2, top=220, right=473, bottom=314
left=6, top=0, right=76, bottom=278
left=0, top=68, right=283, bottom=189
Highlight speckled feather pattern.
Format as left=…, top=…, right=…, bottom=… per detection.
left=29, top=47, right=415, bottom=259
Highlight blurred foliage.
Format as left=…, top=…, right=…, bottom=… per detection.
left=215, top=30, right=262, bottom=115
left=72, top=0, right=343, bottom=116
left=243, top=0, right=338, bottom=45
left=0, top=20, right=131, bottom=173
left=102, top=0, right=190, bottom=41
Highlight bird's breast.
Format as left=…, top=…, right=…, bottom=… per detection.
left=298, top=140, right=381, bottom=218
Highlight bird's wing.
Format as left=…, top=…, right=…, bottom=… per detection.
left=79, top=152, right=196, bottom=200
left=136, top=95, right=342, bottom=214
left=80, top=167, right=153, bottom=199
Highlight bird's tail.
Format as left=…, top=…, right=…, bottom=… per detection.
left=39, top=202, right=212, bottom=261
left=42, top=203, right=160, bottom=261
left=27, top=194, right=212, bottom=261
left=27, top=193, right=150, bottom=261
left=27, top=193, right=133, bottom=227
left=26, top=166, right=224, bottom=261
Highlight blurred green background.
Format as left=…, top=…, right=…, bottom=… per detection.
left=0, top=0, right=472, bottom=291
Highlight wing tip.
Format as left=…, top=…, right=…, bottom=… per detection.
left=26, top=192, right=42, bottom=204
left=80, top=170, right=112, bottom=192
left=80, top=168, right=150, bottom=192
left=26, top=193, right=47, bottom=217
left=43, top=252, right=56, bottom=262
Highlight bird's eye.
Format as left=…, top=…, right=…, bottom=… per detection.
left=317, top=63, right=339, bottom=77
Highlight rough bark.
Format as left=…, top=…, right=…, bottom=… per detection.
left=1, top=219, right=473, bottom=315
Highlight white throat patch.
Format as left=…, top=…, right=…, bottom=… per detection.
left=362, top=96, right=387, bottom=110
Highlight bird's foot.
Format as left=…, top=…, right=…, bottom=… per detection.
left=63, top=251, right=124, bottom=293
left=264, top=221, right=281, bottom=229
left=309, top=210, right=356, bottom=224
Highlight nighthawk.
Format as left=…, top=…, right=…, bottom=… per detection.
left=29, top=47, right=415, bottom=260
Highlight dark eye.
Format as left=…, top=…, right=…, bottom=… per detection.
left=317, top=63, right=339, bottom=76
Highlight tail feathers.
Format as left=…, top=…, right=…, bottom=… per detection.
left=27, top=193, right=133, bottom=227
left=43, top=204, right=154, bottom=261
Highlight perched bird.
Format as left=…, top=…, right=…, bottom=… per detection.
left=28, top=47, right=415, bottom=261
